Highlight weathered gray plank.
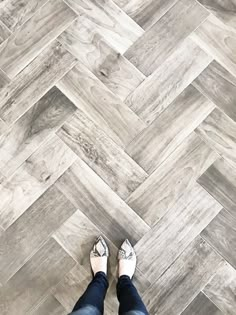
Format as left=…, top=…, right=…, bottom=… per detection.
left=193, top=61, right=236, bottom=122
left=64, top=0, right=144, bottom=54
left=143, top=236, right=223, bottom=315
left=127, top=132, right=218, bottom=226
left=31, top=295, right=67, bottom=315
left=0, top=0, right=49, bottom=31
left=191, top=14, right=236, bottom=77
left=135, top=183, right=222, bottom=282
left=0, top=135, right=76, bottom=229
left=125, top=0, right=208, bottom=76
left=125, top=38, right=213, bottom=124
left=116, top=0, right=178, bottom=30
left=57, top=109, right=147, bottom=200
left=126, top=85, right=215, bottom=173
left=0, top=87, right=76, bottom=177
left=0, top=20, right=11, bottom=44
left=197, top=0, right=236, bottom=29
left=0, top=185, right=76, bottom=284
left=58, top=16, right=145, bottom=101
left=56, top=63, right=146, bottom=148
left=0, top=238, right=76, bottom=315
left=0, top=68, right=10, bottom=89
left=0, top=41, right=77, bottom=125
left=201, top=208, right=236, bottom=269
left=198, top=158, right=236, bottom=219
left=181, top=292, right=223, bottom=315
left=55, top=158, right=150, bottom=247
left=0, top=0, right=77, bottom=78
left=196, top=108, right=236, bottom=168
left=203, top=262, right=236, bottom=315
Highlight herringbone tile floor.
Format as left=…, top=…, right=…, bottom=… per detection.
left=0, top=0, right=235, bottom=314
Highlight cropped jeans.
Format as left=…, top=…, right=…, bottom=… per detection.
left=69, top=272, right=149, bottom=315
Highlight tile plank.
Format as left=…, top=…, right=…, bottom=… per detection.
left=198, top=158, right=236, bottom=219
left=143, top=237, right=223, bottom=315
left=197, top=0, right=236, bottom=29
left=135, top=183, right=223, bottom=282
left=126, top=85, right=215, bottom=173
left=116, top=0, right=178, bottom=30
left=0, top=87, right=76, bottom=177
left=0, top=41, right=77, bottom=125
left=31, top=295, right=67, bottom=315
left=125, top=0, right=209, bottom=76
left=181, top=292, right=223, bottom=315
left=64, top=0, right=144, bottom=54
left=191, top=15, right=236, bottom=77
left=56, top=63, right=146, bottom=148
left=196, top=108, right=236, bottom=168
left=0, top=185, right=76, bottom=284
left=0, top=0, right=49, bottom=31
left=125, top=38, right=213, bottom=124
left=193, top=60, right=236, bottom=122
left=203, top=262, right=236, bottom=315
left=201, top=208, right=236, bottom=269
left=0, top=20, right=11, bottom=44
left=57, top=109, right=147, bottom=200
left=0, top=135, right=76, bottom=229
left=58, top=16, right=145, bottom=101
left=0, top=238, right=76, bottom=315
left=127, top=132, right=218, bottom=226
left=55, top=158, right=150, bottom=247
left=0, top=0, right=77, bottom=78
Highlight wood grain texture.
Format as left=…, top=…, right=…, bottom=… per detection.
left=201, top=208, right=236, bottom=269
left=0, top=20, right=11, bottom=44
left=31, top=295, right=67, bottom=315
left=126, top=85, right=215, bottom=173
left=0, top=185, right=76, bottom=284
left=191, top=14, right=236, bottom=77
left=0, top=68, right=10, bottom=89
left=0, top=41, right=77, bottom=125
left=143, top=236, right=223, bottom=315
left=0, top=238, right=75, bottom=315
left=125, top=38, right=213, bottom=124
left=197, top=0, right=236, bottom=29
left=0, top=87, right=76, bottom=177
left=116, top=0, right=178, bottom=30
left=198, top=158, right=236, bottom=219
left=196, top=108, right=236, bottom=168
left=203, top=262, right=236, bottom=315
left=125, top=0, right=209, bottom=76
left=135, top=183, right=223, bottom=282
left=127, top=132, right=218, bottom=226
left=0, top=0, right=77, bottom=78
left=58, top=16, right=145, bottom=101
left=193, top=60, right=236, bottom=122
left=0, top=0, right=49, bottom=31
left=181, top=292, right=223, bottom=315
left=57, top=109, right=147, bottom=200
left=55, top=158, right=150, bottom=247
left=56, top=63, right=146, bottom=148
left=0, top=135, right=76, bottom=229
left=64, top=0, right=144, bottom=54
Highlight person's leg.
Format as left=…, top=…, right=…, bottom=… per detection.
left=117, top=239, right=149, bottom=315
left=70, top=236, right=109, bottom=315
left=71, top=271, right=108, bottom=315
left=117, top=275, right=148, bottom=315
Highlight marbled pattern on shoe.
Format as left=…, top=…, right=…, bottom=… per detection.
left=90, top=236, right=109, bottom=258
left=118, top=239, right=136, bottom=260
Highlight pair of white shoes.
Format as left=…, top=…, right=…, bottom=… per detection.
left=90, top=236, right=136, bottom=279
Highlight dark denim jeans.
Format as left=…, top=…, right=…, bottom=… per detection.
left=70, top=272, right=149, bottom=315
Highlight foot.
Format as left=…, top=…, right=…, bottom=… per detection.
left=118, top=239, right=136, bottom=279
left=90, top=236, right=109, bottom=275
